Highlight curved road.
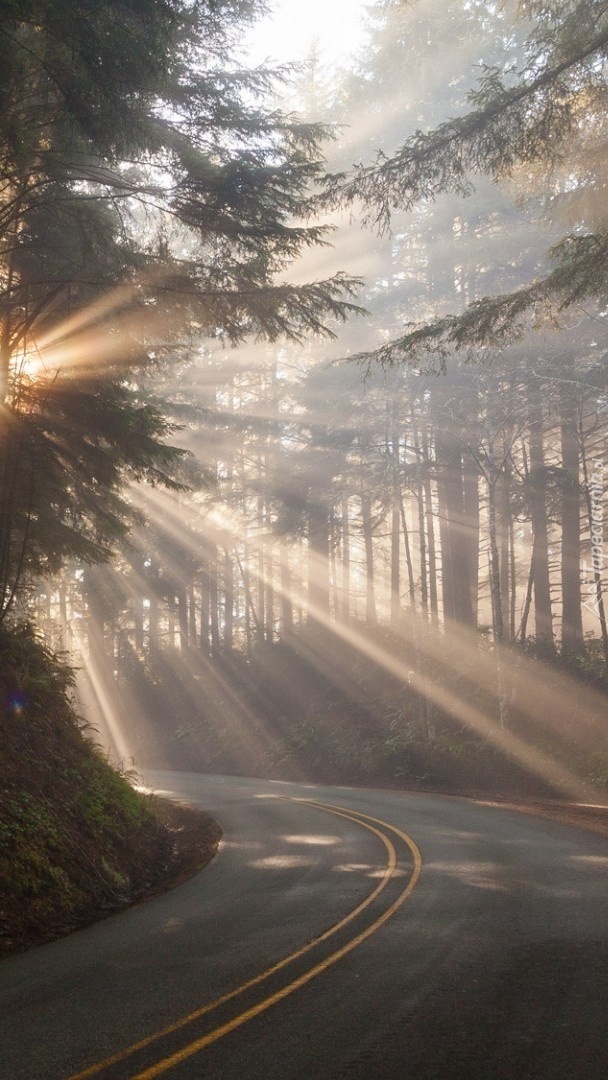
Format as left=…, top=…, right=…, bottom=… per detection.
left=2, top=772, right=608, bottom=1079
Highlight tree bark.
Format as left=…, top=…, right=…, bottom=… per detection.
left=341, top=496, right=351, bottom=623
left=527, top=379, right=554, bottom=651
left=422, top=432, right=438, bottom=623
left=560, top=376, right=584, bottom=654
left=308, top=497, right=330, bottom=623
left=361, top=491, right=377, bottom=626
left=435, top=423, right=476, bottom=627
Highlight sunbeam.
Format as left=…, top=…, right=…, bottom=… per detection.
left=111, top=476, right=603, bottom=799
left=10, top=0, right=608, bottom=815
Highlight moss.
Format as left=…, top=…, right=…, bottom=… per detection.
left=0, top=622, right=173, bottom=953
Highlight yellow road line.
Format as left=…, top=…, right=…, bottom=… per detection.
left=294, top=798, right=423, bottom=868
left=68, top=802, right=399, bottom=1080
left=131, top=804, right=422, bottom=1079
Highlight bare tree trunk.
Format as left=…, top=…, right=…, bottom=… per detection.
left=265, top=544, right=274, bottom=643
left=256, top=487, right=266, bottom=644
left=224, top=547, right=234, bottom=651
left=417, top=477, right=428, bottom=617
left=518, top=556, right=534, bottom=642
left=330, top=519, right=340, bottom=620
left=308, top=498, right=330, bottom=623
left=414, top=425, right=428, bottom=616
left=361, top=492, right=377, bottom=626
left=243, top=551, right=251, bottom=653
left=176, top=588, right=188, bottom=650
left=209, top=546, right=220, bottom=655
left=188, top=583, right=197, bottom=649
left=509, top=515, right=517, bottom=640
left=236, top=549, right=261, bottom=649
left=560, top=377, right=584, bottom=654
left=463, top=453, right=480, bottom=627
left=280, top=542, right=293, bottom=635
left=390, top=493, right=401, bottom=627
left=498, top=468, right=511, bottom=639
left=398, top=492, right=416, bottom=607
left=388, top=405, right=401, bottom=626
left=435, top=426, right=476, bottom=627
left=580, top=429, right=608, bottom=666
left=487, top=478, right=504, bottom=642
left=200, top=557, right=211, bottom=657
left=167, top=595, right=176, bottom=650
left=528, top=380, right=554, bottom=651
left=341, top=496, right=351, bottom=623
left=422, top=432, right=438, bottom=623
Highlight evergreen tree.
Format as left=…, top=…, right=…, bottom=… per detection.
left=0, top=0, right=362, bottom=618
left=324, top=0, right=608, bottom=361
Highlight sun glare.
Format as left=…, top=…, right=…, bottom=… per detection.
left=12, top=344, right=46, bottom=381
left=245, top=0, right=368, bottom=68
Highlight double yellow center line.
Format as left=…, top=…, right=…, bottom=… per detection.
left=69, top=798, right=422, bottom=1079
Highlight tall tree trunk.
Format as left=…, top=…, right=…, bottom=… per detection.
left=177, top=588, right=188, bottom=650
left=224, top=547, right=234, bottom=651
left=256, top=487, right=266, bottom=644
left=422, top=432, right=438, bottom=623
left=188, top=583, right=197, bottom=649
left=580, top=431, right=608, bottom=666
left=390, top=492, right=401, bottom=627
left=398, top=490, right=416, bottom=608
left=509, top=514, right=517, bottom=640
left=528, top=380, right=554, bottom=651
left=435, top=425, right=476, bottom=627
left=209, top=546, right=220, bottom=655
left=236, top=548, right=261, bottom=649
left=265, top=544, right=274, bottom=642
left=308, top=497, right=330, bottom=623
left=487, top=477, right=504, bottom=642
left=341, top=496, right=351, bottom=623
left=361, top=491, right=377, bottom=626
left=414, top=426, right=428, bottom=616
left=498, top=466, right=511, bottom=640
left=167, top=594, right=176, bottom=650
left=518, top=555, right=534, bottom=642
left=200, top=557, right=211, bottom=657
left=280, top=542, right=293, bottom=635
left=560, top=376, right=584, bottom=654
left=463, top=453, right=480, bottom=627
left=388, top=406, right=401, bottom=626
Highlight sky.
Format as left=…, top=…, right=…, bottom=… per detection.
left=245, top=0, right=368, bottom=68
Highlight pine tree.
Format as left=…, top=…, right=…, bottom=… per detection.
left=0, top=0, right=362, bottom=618
left=324, top=0, right=608, bottom=361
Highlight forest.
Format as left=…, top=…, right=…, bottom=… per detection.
left=2, top=0, right=608, bottom=798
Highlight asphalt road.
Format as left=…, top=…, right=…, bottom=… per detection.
left=2, top=772, right=608, bottom=1079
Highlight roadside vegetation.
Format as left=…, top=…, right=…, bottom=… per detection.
left=121, top=627, right=608, bottom=800
left=0, top=623, right=220, bottom=956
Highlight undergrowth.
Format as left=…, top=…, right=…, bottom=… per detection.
left=0, top=622, right=172, bottom=954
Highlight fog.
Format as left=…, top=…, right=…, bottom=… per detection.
left=18, top=0, right=608, bottom=800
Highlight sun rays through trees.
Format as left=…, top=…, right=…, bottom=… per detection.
left=3, top=0, right=608, bottom=798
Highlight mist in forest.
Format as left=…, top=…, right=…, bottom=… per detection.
left=11, top=0, right=608, bottom=800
